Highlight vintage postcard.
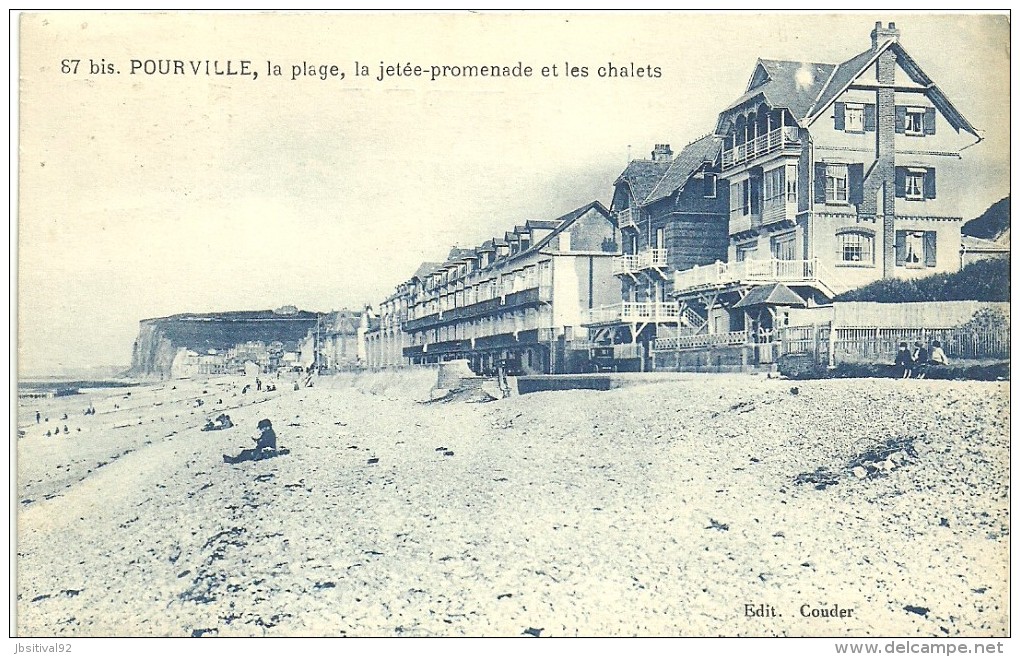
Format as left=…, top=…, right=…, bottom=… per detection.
left=13, top=10, right=1010, bottom=646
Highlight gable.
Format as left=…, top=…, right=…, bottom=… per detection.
left=807, top=41, right=977, bottom=138
left=747, top=62, right=771, bottom=91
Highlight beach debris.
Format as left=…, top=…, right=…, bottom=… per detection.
left=904, top=605, right=930, bottom=617
left=794, top=467, right=840, bottom=490
left=790, top=387, right=800, bottom=395
left=940, top=517, right=950, bottom=527
left=497, top=593, right=513, bottom=600
left=522, top=627, right=543, bottom=637
left=443, top=451, right=455, bottom=457
left=847, top=437, right=918, bottom=480
left=367, top=458, right=379, bottom=465
left=314, top=581, right=336, bottom=590
left=191, top=628, right=218, bottom=637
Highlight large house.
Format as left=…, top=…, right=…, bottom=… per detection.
left=655, top=22, right=981, bottom=369
left=394, top=201, right=620, bottom=375
left=582, top=136, right=729, bottom=370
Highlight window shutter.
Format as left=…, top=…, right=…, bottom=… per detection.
left=834, top=102, right=845, bottom=131
left=814, top=163, right=827, bottom=204
left=924, top=168, right=936, bottom=199
left=895, top=106, right=907, bottom=133
left=923, top=107, right=936, bottom=135
left=863, top=104, right=877, bottom=132
left=848, top=163, right=864, bottom=205
left=895, top=231, right=906, bottom=266
left=894, top=167, right=906, bottom=198
left=924, top=231, right=937, bottom=266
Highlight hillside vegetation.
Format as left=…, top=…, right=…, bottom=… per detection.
left=834, top=259, right=1009, bottom=303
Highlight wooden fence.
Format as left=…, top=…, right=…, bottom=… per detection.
left=832, top=326, right=1010, bottom=362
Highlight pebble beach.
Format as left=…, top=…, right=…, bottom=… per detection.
left=15, top=371, right=1009, bottom=637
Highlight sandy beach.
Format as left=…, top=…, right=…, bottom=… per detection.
left=15, top=371, right=1009, bottom=637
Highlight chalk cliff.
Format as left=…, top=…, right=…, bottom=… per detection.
left=129, top=308, right=322, bottom=378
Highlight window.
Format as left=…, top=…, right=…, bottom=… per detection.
left=736, top=241, right=757, bottom=262
left=905, top=170, right=925, bottom=200
left=785, top=164, right=798, bottom=202
left=895, top=230, right=937, bottom=268
left=825, top=164, right=848, bottom=204
left=837, top=231, right=874, bottom=265
left=729, top=178, right=750, bottom=217
left=895, top=166, right=935, bottom=200
left=905, top=108, right=924, bottom=136
left=764, top=167, right=785, bottom=204
left=772, top=233, right=797, bottom=261
left=704, top=173, right=718, bottom=198
left=844, top=104, right=864, bottom=132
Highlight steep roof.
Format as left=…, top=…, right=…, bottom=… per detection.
left=643, top=135, right=722, bottom=206
left=720, top=41, right=978, bottom=139
left=446, top=247, right=475, bottom=261
left=529, top=200, right=611, bottom=253
left=732, top=283, right=807, bottom=309
left=615, top=159, right=673, bottom=207
left=720, top=59, right=836, bottom=122
left=807, top=47, right=878, bottom=119
left=410, top=262, right=442, bottom=280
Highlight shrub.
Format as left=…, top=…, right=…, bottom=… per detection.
left=777, top=353, right=827, bottom=380
left=834, top=259, right=1009, bottom=303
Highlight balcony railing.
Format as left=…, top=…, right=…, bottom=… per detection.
left=615, top=207, right=638, bottom=231
left=583, top=301, right=681, bottom=325
left=721, top=126, right=801, bottom=171
left=612, top=248, right=669, bottom=276
left=673, top=258, right=824, bottom=294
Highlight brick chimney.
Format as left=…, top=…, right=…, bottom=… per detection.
left=871, top=21, right=900, bottom=49
left=651, top=143, right=673, bottom=161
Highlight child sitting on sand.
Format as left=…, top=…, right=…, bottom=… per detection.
left=223, top=419, right=278, bottom=464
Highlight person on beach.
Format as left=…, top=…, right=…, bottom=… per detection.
left=912, top=341, right=930, bottom=379
left=35, top=411, right=40, bottom=424
left=929, top=340, right=949, bottom=367
left=256, top=378, right=262, bottom=392
left=894, top=342, right=913, bottom=379
left=496, top=359, right=511, bottom=398
left=223, top=419, right=278, bottom=464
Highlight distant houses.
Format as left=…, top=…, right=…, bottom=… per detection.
left=366, top=202, right=620, bottom=375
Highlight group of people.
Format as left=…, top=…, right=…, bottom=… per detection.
left=895, top=339, right=949, bottom=379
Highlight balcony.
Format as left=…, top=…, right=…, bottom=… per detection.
left=673, top=258, right=827, bottom=294
left=612, top=248, right=669, bottom=276
left=582, top=301, right=681, bottom=326
left=721, top=126, right=801, bottom=171
left=615, top=207, right=639, bottom=231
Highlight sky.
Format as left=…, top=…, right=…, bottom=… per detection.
left=15, top=11, right=1010, bottom=374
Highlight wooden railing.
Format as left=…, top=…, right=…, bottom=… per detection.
left=673, top=258, right=826, bottom=293
left=721, top=126, right=801, bottom=171
left=612, top=248, right=669, bottom=275
left=583, top=301, right=681, bottom=325
left=655, top=329, right=751, bottom=351
left=615, top=207, right=638, bottom=231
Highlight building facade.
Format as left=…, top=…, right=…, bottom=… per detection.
left=660, top=22, right=980, bottom=366
left=397, top=201, right=620, bottom=375
left=582, top=137, right=730, bottom=370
